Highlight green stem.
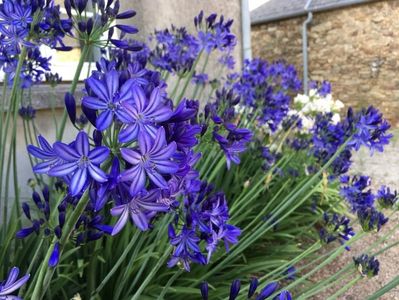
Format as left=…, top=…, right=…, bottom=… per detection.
left=30, top=190, right=90, bottom=300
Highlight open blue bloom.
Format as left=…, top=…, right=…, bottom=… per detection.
left=167, top=225, right=206, bottom=271
left=353, top=254, right=379, bottom=277
left=110, top=189, right=169, bottom=234
left=118, top=127, right=178, bottom=195
left=82, top=70, right=135, bottom=130
left=0, top=267, right=30, bottom=298
left=118, top=86, right=172, bottom=143
left=48, top=131, right=109, bottom=196
left=340, top=175, right=374, bottom=211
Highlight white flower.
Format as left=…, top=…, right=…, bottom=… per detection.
left=331, top=113, right=341, bottom=124
left=300, top=116, right=315, bottom=133
left=294, top=94, right=310, bottom=106
left=333, top=99, right=344, bottom=111
left=309, top=89, right=318, bottom=97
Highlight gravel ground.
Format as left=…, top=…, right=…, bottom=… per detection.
left=312, top=131, right=399, bottom=299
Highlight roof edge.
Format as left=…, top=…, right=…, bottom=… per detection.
left=251, top=0, right=374, bottom=25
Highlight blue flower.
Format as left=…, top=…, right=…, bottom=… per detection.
left=319, top=213, right=355, bottom=250
left=82, top=70, right=136, bottom=131
left=167, top=225, right=205, bottom=271
left=0, top=267, right=30, bottom=298
left=357, top=207, right=388, bottom=232
left=110, top=189, right=169, bottom=234
left=118, top=86, right=172, bottom=143
left=353, top=254, right=379, bottom=277
left=47, top=131, right=109, bottom=196
left=376, top=185, right=398, bottom=208
left=118, top=127, right=178, bottom=195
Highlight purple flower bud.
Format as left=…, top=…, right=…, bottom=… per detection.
left=64, top=92, right=76, bottom=124
left=248, top=277, right=258, bottom=298
left=32, top=191, right=43, bottom=209
left=64, top=0, right=72, bottom=18
left=200, top=282, right=208, bottom=300
left=115, top=24, right=138, bottom=34
left=229, top=279, right=241, bottom=300
left=54, top=226, right=62, bottom=239
left=86, top=18, right=93, bottom=35
left=93, top=129, right=103, bottom=146
left=78, top=21, right=87, bottom=33
left=22, top=202, right=31, bottom=220
left=48, top=242, right=60, bottom=267
left=58, top=212, right=65, bottom=227
left=42, top=185, right=50, bottom=202
left=256, top=282, right=278, bottom=300
left=116, top=10, right=136, bottom=19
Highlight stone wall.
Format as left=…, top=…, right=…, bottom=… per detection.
left=251, top=0, right=399, bottom=125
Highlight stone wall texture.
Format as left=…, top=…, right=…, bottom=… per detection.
left=251, top=0, right=399, bottom=125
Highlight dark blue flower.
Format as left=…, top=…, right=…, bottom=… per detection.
left=319, top=213, right=355, bottom=250
left=229, top=279, right=241, bottom=300
left=48, top=242, right=60, bottom=267
left=376, top=185, right=397, bottom=208
left=357, top=207, right=388, bottom=232
left=353, top=254, right=379, bottom=277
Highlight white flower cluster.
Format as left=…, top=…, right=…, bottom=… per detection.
left=291, top=89, right=344, bottom=133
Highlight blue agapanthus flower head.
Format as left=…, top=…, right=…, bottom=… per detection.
left=376, top=185, right=398, bottom=209
left=357, top=207, right=388, bottom=232
left=353, top=254, right=380, bottom=277
left=340, top=175, right=374, bottom=212
left=319, top=212, right=355, bottom=250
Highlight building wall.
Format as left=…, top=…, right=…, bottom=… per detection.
left=251, top=0, right=399, bottom=124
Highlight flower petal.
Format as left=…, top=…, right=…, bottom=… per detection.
left=119, top=124, right=139, bottom=143
left=120, top=148, right=141, bottom=165
left=88, top=146, right=110, bottom=165
left=106, top=70, right=119, bottom=101
left=87, top=76, right=108, bottom=101
left=88, top=164, right=108, bottom=182
left=146, top=170, right=168, bottom=189
left=111, top=205, right=129, bottom=235
left=154, top=160, right=179, bottom=174
left=48, top=162, right=78, bottom=177
left=96, top=110, right=113, bottom=131
left=69, top=168, right=88, bottom=196
left=75, top=131, right=89, bottom=156
left=82, top=96, right=108, bottom=110
left=132, top=85, right=146, bottom=111
left=53, top=142, right=80, bottom=161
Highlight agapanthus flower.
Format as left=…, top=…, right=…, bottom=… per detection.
left=118, top=86, right=172, bottom=143
left=18, top=105, right=36, bottom=120
left=149, top=26, right=200, bottom=74
left=110, top=188, right=169, bottom=234
left=319, top=213, right=355, bottom=250
left=118, top=127, right=178, bottom=195
left=167, top=225, right=206, bottom=271
left=232, top=59, right=301, bottom=131
left=357, top=207, right=388, bottom=232
left=376, top=185, right=398, bottom=208
left=82, top=70, right=136, bottom=131
left=0, top=267, right=30, bottom=298
left=31, top=131, right=110, bottom=196
left=340, top=175, right=374, bottom=211
left=353, top=254, right=379, bottom=277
